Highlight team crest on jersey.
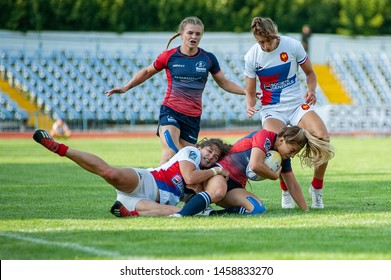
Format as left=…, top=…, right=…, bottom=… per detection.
left=280, top=52, right=288, bottom=62
left=263, top=138, right=272, bottom=151
left=301, top=104, right=310, bottom=110
left=195, top=61, right=207, bottom=72
left=188, top=150, right=198, bottom=161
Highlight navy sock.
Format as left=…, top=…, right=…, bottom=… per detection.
left=209, top=206, right=246, bottom=216
left=178, top=191, right=211, bottom=216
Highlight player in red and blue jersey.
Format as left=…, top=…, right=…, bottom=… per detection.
left=32, top=129, right=232, bottom=217
left=171, top=126, right=334, bottom=217
left=106, top=16, right=245, bottom=165
left=244, top=16, right=332, bottom=209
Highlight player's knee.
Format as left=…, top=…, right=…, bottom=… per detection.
left=160, top=149, right=176, bottom=165
left=210, top=187, right=227, bottom=203
left=245, top=197, right=266, bottom=215
left=101, top=168, right=120, bottom=184
left=312, top=130, right=330, bottom=142
left=205, top=176, right=227, bottom=202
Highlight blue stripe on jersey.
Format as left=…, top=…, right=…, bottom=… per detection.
left=154, top=180, right=182, bottom=197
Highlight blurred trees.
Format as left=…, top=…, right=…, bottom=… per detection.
left=0, top=0, right=389, bottom=35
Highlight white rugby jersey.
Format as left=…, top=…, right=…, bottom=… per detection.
left=148, top=146, right=201, bottom=206
left=244, top=36, right=308, bottom=106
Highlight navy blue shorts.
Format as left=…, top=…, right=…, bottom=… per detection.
left=227, top=177, right=243, bottom=192
left=157, top=105, right=201, bottom=144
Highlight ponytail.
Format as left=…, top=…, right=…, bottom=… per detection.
left=279, top=126, right=334, bottom=169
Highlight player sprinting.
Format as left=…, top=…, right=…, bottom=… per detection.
left=105, top=16, right=245, bottom=166
left=32, top=129, right=231, bottom=217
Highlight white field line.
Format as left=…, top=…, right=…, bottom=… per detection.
left=0, top=232, right=127, bottom=259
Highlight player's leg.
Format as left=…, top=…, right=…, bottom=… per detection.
left=136, top=200, right=181, bottom=216
left=66, top=149, right=139, bottom=193
left=111, top=199, right=180, bottom=217
left=33, top=129, right=139, bottom=193
left=261, top=118, right=295, bottom=209
left=213, top=188, right=266, bottom=215
left=298, top=111, right=330, bottom=208
left=173, top=175, right=227, bottom=217
left=158, top=124, right=181, bottom=165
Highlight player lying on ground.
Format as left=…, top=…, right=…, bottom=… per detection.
left=170, top=126, right=335, bottom=217
left=32, top=130, right=231, bottom=217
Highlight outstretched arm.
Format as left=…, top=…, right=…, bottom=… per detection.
left=105, top=64, right=159, bottom=96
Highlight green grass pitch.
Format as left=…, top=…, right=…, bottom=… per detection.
left=0, top=135, right=390, bottom=260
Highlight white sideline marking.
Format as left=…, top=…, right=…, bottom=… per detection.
left=0, top=232, right=126, bottom=259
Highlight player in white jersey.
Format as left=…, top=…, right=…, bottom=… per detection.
left=33, top=129, right=231, bottom=217
left=245, top=16, right=331, bottom=209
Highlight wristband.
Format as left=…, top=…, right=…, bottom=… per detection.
left=210, top=168, right=217, bottom=176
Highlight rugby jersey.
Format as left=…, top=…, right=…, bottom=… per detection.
left=149, top=146, right=201, bottom=205
left=154, top=47, right=221, bottom=117
left=244, top=36, right=308, bottom=106
left=218, top=129, right=277, bottom=187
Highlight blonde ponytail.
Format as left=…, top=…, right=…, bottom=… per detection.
left=300, top=129, right=335, bottom=168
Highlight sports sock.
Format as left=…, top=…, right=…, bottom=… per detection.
left=280, top=179, right=288, bottom=191
left=209, top=206, right=246, bottom=216
left=33, top=130, right=69, bottom=156
left=120, top=207, right=139, bottom=217
left=56, top=143, right=69, bottom=156
left=110, top=201, right=139, bottom=217
left=311, top=177, right=323, bottom=189
left=178, top=191, right=211, bottom=216
left=41, top=139, right=69, bottom=156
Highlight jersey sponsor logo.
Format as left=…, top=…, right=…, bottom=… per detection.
left=174, top=75, right=199, bottom=82
left=263, top=138, right=271, bottom=151
left=265, top=76, right=295, bottom=91
left=188, top=150, right=198, bottom=161
left=195, top=61, right=207, bottom=72
left=171, top=174, right=185, bottom=192
left=173, top=64, right=185, bottom=68
left=301, top=104, right=310, bottom=110
left=280, top=52, right=288, bottom=62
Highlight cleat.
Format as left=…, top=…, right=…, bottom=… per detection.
left=195, top=206, right=214, bottom=216
left=110, top=201, right=138, bottom=217
left=168, top=213, right=183, bottom=218
left=33, top=129, right=60, bottom=153
left=281, top=190, right=295, bottom=209
left=309, top=186, right=324, bottom=209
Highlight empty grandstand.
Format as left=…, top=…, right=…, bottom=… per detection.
left=1, top=31, right=391, bottom=134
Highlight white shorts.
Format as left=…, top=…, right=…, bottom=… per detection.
left=115, top=168, right=159, bottom=211
left=261, top=102, right=315, bottom=126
